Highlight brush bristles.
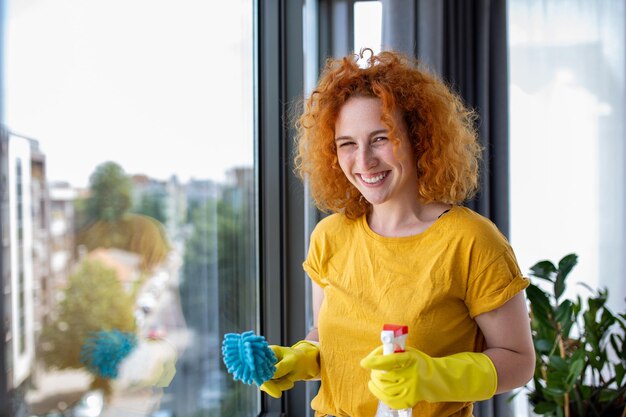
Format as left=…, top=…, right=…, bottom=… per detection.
left=222, top=331, right=277, bottom=386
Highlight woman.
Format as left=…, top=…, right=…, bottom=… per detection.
left=260, top=49, right=535, bottom=417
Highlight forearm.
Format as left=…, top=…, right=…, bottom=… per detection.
left=484, top=346, right=535, bottom=394
left=477, top=292, right=536, bottom=394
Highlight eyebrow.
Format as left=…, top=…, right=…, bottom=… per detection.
left=334, top=129, right=389, bottom=142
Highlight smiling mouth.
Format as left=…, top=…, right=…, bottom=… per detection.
left=359, top=171, right=389, bottom=184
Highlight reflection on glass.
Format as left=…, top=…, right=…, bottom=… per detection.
left=2, top=1, right=256, bottom=416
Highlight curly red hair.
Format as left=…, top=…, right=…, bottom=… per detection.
left=294, top=49, right=482, bottom=219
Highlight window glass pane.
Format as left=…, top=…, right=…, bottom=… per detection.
left=353, top=1, right=382, bottom=55
left=508, top=0, right=625, bottom=311
left=3, top=1, right=257, bottom=417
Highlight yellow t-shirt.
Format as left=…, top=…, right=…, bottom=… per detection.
left=302, top=205, right=529, bottom=417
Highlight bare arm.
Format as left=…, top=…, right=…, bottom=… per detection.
left=475, top=291, right=536, bottom=393
left=305, top=282, right=324, bottom=342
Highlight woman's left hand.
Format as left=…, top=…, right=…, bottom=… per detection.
left=360, top=346, right=497, bottom=409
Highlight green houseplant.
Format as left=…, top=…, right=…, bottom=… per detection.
left=525, top=253, right=626, bottom=417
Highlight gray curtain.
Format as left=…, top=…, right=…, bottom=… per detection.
left=381, top=1, right=513, bottom=416
left=382, top=0, right=510, bottom=238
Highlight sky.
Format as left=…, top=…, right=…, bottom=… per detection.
left=5, top=0, right=253, bottom=188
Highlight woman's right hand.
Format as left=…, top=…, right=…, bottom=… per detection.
left=260, top=340, right=320, bottom=398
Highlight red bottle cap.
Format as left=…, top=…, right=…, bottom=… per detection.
left=382, top=324, right=408, bottom=337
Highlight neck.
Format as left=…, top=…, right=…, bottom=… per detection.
left=367, top=201, right=451, bottom=238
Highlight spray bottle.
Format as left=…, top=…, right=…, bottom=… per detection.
left=374, top=324, right=412, bottom=417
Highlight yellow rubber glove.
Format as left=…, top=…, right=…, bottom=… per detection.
left=360, top=346, right=497, bottom=409
left=260, top=340, right=320, bottom=398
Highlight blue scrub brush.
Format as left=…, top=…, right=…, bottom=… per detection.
left=222, top=331, right=277, bottom=386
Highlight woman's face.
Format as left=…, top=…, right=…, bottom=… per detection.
left=334, top=96, right=419, bottom=208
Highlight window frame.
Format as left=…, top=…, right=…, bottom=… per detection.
left=257, top=0, right=310, bottom=415
left=257, top=1, right=374, bottom=415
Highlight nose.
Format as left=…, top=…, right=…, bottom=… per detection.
left=356, top=144, right=377, bottom=170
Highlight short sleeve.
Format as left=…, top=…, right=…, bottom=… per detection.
left=302, top=225, right=329, bottom=288
left=465, top=249, right=530, bottom=318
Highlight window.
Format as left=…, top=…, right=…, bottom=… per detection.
left=508, top=2, right=626, bottom=414
left=508, top=0, right=625, bottom=312
left=3, top=1, right=257, bottom=417
left=353, top=1, right=383, bottom=56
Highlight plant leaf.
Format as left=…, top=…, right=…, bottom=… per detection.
left=565, top=358, right=583, bottom=390
left=615, top=363, right=625, bottom=387
left=548, top=355, right=568, bottom=373
left=556, top=300, right=575, bottom=338
left=534, top=401, right=557, bottom=414
left=534, top=339, right=553, bottom=353
left=554, top=278, right=566, bottom=301
left=527, top=284, right=553, bottom=320
left=553, top=254, right=577, bottom=300
left=610, top=334, right=625, bottom=361
left=530, top=260, right=557, bottom=281
left=556, top=404, right=564, bottom=417
left=555, top=300, right=573, bottom=320
left=557, top=253, right=578, bottom=280
left=570, top=347, right=585, bottom=362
